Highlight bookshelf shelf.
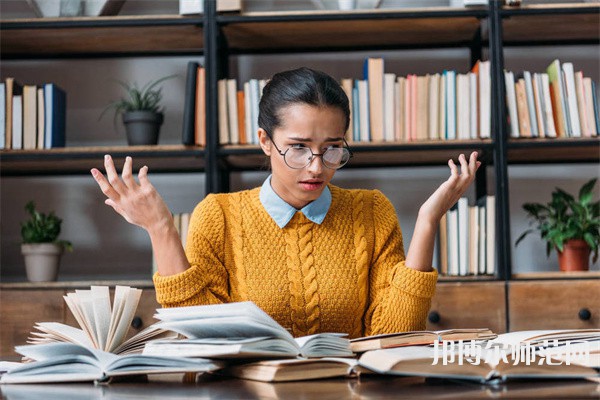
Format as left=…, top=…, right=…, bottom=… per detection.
left=506, top=138, right=600, bottom=164
left=219, top=8, right=487, bottom=54
left=511, top=271, right=600, bottom=280
left=0, top=145, right=205, bottom=176
left=501, top=4, right=600, bottom=45
left=0, top=15, right=204, bottom=59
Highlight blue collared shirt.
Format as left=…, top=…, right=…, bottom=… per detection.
left=259, top=175, right=332, bottom=228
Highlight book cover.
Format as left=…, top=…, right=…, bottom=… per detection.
left=561, top=62, right=581, bottom=137
left=5, top=77, right=23, bottom=149
left=383, top=72, right=395, bottom=142
left=504, top=71, right=519, bottom=138
left=36, top=87, right=45, bottom=149
left=12, top=95, right=23, bottom=150
left=364, top=57, right=384, bottom=142
left=341, top=78, right=354, bottom=142
left=546, top=59, right=569, bottom=137
left=22, top=84, right=38, bottom=150
left=515, top=79, right=531, bottom=137
left=43, top=83, right=66, bottom=149
left=540, top=73, right=557, bottom=138
left=350, top=329, right=496, bottom=353
left=227, top=79, right=239, bottom=145
left=532, top=73, right=546, bottom=138
left=0, top=82, right=5, bottom=149
left=444, top=70, right=456, bottom=140
left=182, top=61, right=199, bottom=145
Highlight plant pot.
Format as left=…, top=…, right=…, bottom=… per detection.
left=557, top=239, right=591, bottom=272
left=122, top=111, right=163, bottom=146
left=21, top=243, right=64, bottom=282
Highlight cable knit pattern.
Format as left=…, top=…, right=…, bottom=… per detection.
left=228, top=192, right=248, bottom=301
left=350, top=191, right=369, bottom=339
left=285, top=218, right=308, bottom=336
left=153, top=185, right=438, bottom=338
left=297, top=216, right=321, bottom=335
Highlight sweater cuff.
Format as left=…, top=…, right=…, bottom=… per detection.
left=153, top=265, right=208, bottom=306
left=392, top=262, right=438, bottom=298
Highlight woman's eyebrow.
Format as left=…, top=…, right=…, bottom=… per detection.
left=287, top=136, right=344, bottom=142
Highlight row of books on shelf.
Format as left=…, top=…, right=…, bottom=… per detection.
left=505, top=59, right=599, bottom=139
left=1, top=286, right=598, bottom=384
left=1, top=78, right=67, bottom=150
left=438, top=195, right=495, bottom=277
left=210, top=58, right=492, bottom=146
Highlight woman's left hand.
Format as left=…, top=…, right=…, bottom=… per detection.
left=419, top=151, right=481, bottom=223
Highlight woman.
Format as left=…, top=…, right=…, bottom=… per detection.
left=91, top=67, right=480, bottom=339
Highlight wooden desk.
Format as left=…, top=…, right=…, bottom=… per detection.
left=1, top=375, right=599, bottom=399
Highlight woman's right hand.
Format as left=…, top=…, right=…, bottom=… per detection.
left=91, top=155, right=173, bottom=234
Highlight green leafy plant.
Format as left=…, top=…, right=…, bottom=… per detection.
left=515, top=178, right=600, bottom=263
left=100, top=75, right=176, bottom=119
left=21, top=201, right=72, bottom=251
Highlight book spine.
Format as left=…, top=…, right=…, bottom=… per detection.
left=182, top=61, right=199, bottom=145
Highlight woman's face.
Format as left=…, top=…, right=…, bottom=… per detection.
left=258, top=104, right=347, bottom=210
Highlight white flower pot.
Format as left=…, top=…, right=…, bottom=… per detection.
left=21, top=243, right=63, bottom=282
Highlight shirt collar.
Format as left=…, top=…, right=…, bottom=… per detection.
left=259, top=175, right=332, bottom=228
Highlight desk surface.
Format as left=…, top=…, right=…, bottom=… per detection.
left=1, top=375, right=599, bottom=399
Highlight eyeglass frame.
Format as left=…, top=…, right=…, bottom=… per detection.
left=264, top=131, right=354, bottom=170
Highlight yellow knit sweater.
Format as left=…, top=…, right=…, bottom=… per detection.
left=153, top=185, right=438, bottom=339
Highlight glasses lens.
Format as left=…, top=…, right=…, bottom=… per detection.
left=284, top=147, right=312, bottom=169
left=323, top=148, right=350, bottom=169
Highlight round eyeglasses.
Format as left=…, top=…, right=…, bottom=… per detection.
left=267, top=134, right=353, bottom=170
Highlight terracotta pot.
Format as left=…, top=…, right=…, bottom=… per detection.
left=557, top=239, right=591, bottom=272
left=21, top=243, right=63, bottom=282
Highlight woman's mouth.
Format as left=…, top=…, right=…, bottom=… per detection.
left=299, top=180, right=324, bottom=191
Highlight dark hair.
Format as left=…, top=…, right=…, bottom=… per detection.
left=258, top=67, right=350, bottom=136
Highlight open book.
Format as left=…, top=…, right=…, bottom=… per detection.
left=0, top=342, right=224, bottom=384
left=145, top=301, right=353, bottom=359
left=350, top=328, right=497, bottom=353
left=218, top=357, right=359, bottom=382
left=358, top=330, right=600, bottom=383
left=26, top=286, right=175, bottom=355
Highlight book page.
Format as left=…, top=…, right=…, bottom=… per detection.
left=156, top=315, right=291, bottom=341
left=28, top=322, right=94, bottom=348
left=75, top=289, right=102, bottom=349
left=155, top=302, right=293, bottom=341
left=106, top=285, right=129, bottom=351
left=107, top=288, right=141, bottom=353
left=63, top=293, right=96, bottom=347
left=90, top=286, right=112, bottom=351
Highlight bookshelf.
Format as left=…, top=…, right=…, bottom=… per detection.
left=0, top=2, right=598, bottom=351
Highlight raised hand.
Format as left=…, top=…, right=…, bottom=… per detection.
left=418, top=151, right=481, bottom=223
left=90, top=155, right=173, bottom=234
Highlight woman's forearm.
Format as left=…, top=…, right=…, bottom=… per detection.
left=148, top=215, right=190, bottom=276
left=405, top=211, right=438, bottom=272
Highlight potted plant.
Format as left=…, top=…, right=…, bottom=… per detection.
left=102, top=75, right=175, bottom=146
left=21, top=201, right=73, bottom=282
left=516, top=178, right=600, bottom=272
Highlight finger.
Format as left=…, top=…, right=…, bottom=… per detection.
left=448, top=158, right=459, bottom=177
left=121, top=156, right=136, bottom=189
left=91, top=168, right=120, bottom=200
left=104, top=154, right=127, bottom=194
left=468, top=151, right=479, bottom=175
left=138, top=165, right=152, bottom=187
left=458, top=153, right=470, bottom=179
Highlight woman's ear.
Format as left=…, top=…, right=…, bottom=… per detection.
left=258, top=129, right=271, bottom=156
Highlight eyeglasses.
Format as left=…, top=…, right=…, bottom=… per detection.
left=266, top=133, right=353, bottom=170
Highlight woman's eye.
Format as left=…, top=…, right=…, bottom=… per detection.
left=290, top=143, right=306, bottom=149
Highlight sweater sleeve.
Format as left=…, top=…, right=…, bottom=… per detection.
left=363, top=190, right=438, bottom=336
left=153, top=194, right=231, bottom=307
